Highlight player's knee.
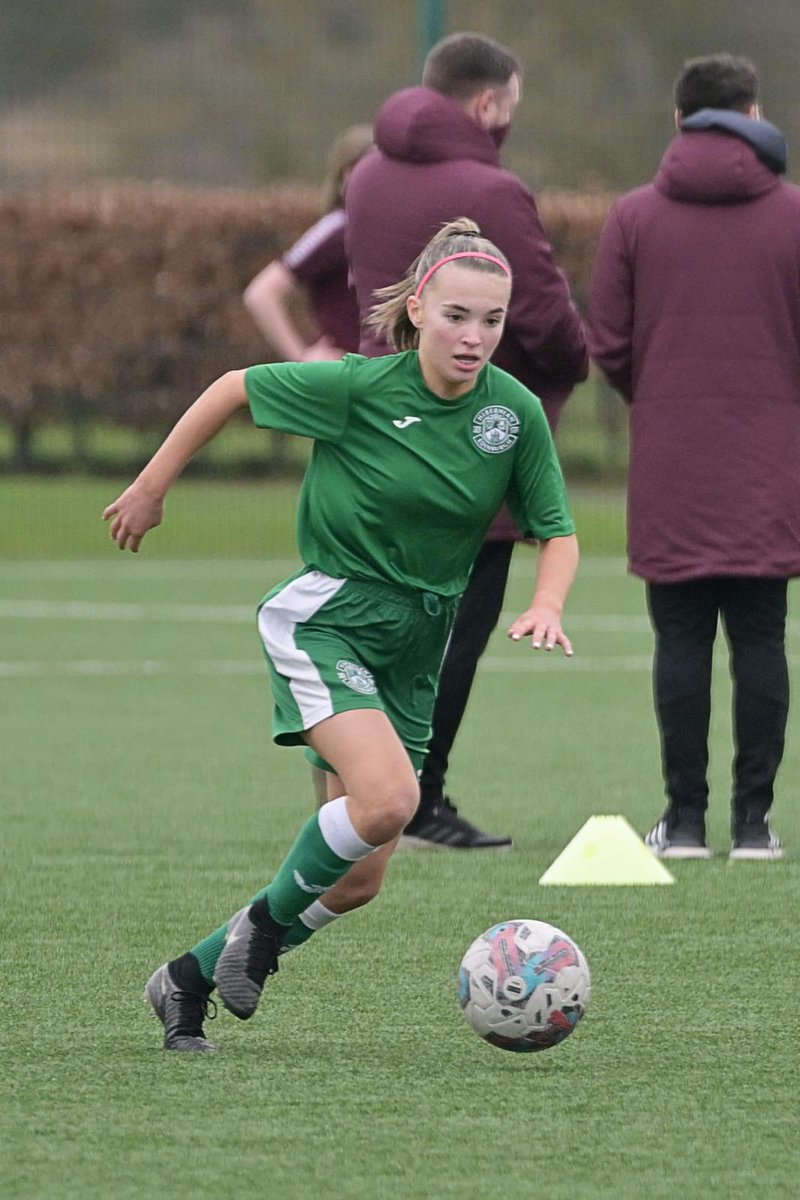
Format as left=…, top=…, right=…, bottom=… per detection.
left=361, top=778, right=419, bottom=842
left=383, top=779, right=420, bottom=828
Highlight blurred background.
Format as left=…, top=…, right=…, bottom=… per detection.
left=2, top=0, right=800, bottom=551
left=4, top=0, right=799, bottom=192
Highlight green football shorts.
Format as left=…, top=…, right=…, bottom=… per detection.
left=257, top=569, right=459, bottom=772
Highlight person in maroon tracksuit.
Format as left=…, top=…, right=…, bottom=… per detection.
left=244, top=125, right=373, bottom=362
left=346, top=33, right=588, bottom=848
left=590, top=54, right=800, bottom=861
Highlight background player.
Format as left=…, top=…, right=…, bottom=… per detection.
left=243, top=124, right=372, bottom=362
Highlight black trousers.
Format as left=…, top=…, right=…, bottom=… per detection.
left=418, top=540, right=515, bottom=807
left=646, top=577, right=789, bottom=827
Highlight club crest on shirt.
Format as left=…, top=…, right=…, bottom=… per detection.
left=336, top=659, right=377, bottom=695
left=472, top=405, right=520, bottom=454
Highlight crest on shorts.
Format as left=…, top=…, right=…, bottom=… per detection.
left=336, top=659, right=377, bottom=695
left=472, top=405, right=520, bottom=454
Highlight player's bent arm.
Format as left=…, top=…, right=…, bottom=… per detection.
left=508, top=533, right=579, bottom=654
left=243, top=261, right=310, bottom=362
left=103, top=370, right=249, bottom=552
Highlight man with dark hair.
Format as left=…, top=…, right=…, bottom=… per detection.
left=346, top=31, right=588, bottom=849
left=674, top=52, right=758, bottom=116
left=590, top=54, right=800, bottom=860
left=422, top=31, right=521, bottom=98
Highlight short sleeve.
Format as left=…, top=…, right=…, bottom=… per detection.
left=282, top=211, right=347, bottom=286
left=245, top=356, right=355, bottom=443
left=505, top=397, right=575, bottom=540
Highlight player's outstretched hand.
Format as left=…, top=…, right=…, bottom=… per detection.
left=507, top=606, right=573, bottom=656
left=102, top=482, right=163, bottom=552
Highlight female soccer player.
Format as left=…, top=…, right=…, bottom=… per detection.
left=104, top=218, right=578, bottom=1052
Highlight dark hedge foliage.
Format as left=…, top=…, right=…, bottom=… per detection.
left=0, top=183, right=614, bottom=471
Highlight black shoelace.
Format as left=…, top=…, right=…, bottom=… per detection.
left=170, top=988, right=217, bottom=1029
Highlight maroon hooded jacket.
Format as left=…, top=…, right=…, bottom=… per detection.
left=590, top=115, right=800, bottom=582
left=345, top=86, right=587, bottom=540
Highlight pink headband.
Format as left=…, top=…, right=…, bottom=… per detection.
left=414, top=251, right=511, bottom=298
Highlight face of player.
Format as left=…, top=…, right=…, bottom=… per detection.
left=407, top=263, right=510, bottom=400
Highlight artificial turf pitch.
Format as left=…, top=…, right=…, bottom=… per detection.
left=3, top=481, right=799, bottom=1199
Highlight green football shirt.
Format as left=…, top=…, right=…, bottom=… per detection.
left=245, top=351, right=574, bottom=597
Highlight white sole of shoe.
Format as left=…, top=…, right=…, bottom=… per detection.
left=651, top=845, right=712, bottom=860
left=729, top=847, right=784, bottom=860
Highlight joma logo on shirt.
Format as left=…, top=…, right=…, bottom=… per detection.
left=472, top=405, right=520, bottom=454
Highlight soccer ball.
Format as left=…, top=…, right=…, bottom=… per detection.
left=457, top=919, right=591, bottom=1052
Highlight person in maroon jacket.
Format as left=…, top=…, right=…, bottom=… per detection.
left=346, top=32, right=588, bottom=849
left=590, top=54, right=800, bottom=861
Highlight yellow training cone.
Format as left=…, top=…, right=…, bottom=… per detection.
left=539, top=815, right=674, bottom=886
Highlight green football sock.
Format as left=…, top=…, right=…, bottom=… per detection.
left=282, top=900, right=341, bottom=952
left=190, top=922, right=228, bottom=986
left=282, top=919, right=316, bottom=951
left=188, top=798, right=372, bottom=983
left=261, top=807, right=362, bottom=926
left=188, top=875, right=290, bottom=984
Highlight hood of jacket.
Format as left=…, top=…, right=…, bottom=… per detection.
left=683, top=108, right=787, bottom=172
left=373, top=85, right=501, bottom=167
left=655, top=109, right=786, bottom=204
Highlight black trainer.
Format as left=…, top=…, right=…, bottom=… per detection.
left=401, top=797, right=513, bottom=849
left=730, top=820, right=784, bottom=860
left=214, top=904, right=283, bottom=1020
left=644, top=813, right=712, bottom=859
left=144, top=963, right=217, bottom=1052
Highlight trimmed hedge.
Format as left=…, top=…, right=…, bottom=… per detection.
left=0, top=184, right=615, bottom=471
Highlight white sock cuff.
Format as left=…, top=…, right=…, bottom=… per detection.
left=299, top=900, right=340, bottom=932
left=318, top=794, right=375, bottom=860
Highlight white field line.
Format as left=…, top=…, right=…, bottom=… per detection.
left=1, top=599, right=649, bottom=628
left=6, top=654, right=800, bottom=678
left=2, top=599, right=800, bottom=640
left=2, top=555, right=625, bottom=582
left=0, top=558, right=301, bottom=581
left=0, top=656, right=642, bottom=676
left=0, top=599, right=254, bottom=622
left=1, top=557, right=797, bottom=677
left=0, top=659, right=265, bottom=677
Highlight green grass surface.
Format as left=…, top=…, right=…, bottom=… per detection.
left=3, top=521, right=800, bottom=1197
left=0, top=475, right=626, bottom=559
left=1, top=476, right=302, bottom=559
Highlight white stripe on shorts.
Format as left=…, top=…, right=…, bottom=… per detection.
left=257, top=571, right=347, bottom=730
